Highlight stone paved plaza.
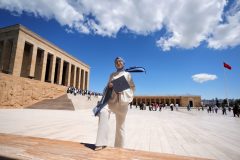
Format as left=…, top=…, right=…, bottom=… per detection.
left=0, top=107, right=239, bottom=160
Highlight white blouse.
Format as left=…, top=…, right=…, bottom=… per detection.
left=107, top=70, right=135, bottom=106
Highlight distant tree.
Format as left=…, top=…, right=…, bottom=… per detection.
left=215, top=98, right=220, bottom=107
left=235, top=99, right=240, bottom=106
left=229, top=99, right=235, bottom=107
left=222, top=99, right=228, bottom=107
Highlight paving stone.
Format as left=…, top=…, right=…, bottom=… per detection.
left=0, top=133, right=209, bottom=160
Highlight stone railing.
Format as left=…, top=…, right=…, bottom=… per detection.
left=0, top=73, right=67, bottom=108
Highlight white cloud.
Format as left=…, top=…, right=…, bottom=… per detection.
left=65, top=28, right=74, bottom=34
left=0, top=0, right=239, bottom=50
left=208, top=0, right=240, bottom=49
left=192, top=73, right=218, bottom=83
left=156, top=0, right=227, bottom=51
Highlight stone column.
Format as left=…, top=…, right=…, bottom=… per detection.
left=72, top=65, right=76, bottom=88
left=0, top=40, right=7, bottom=72
left=77, top=67, right=81, bottom=89
left=80, top=69, right=84, bottom=90
left=41, top=50, right=47, bottom=82
left=29, top=45, right=38, bottom=77
left=82, top=69, right=85, bottom=90
left=86, top=70, right=90, bottom=90
left=50, top=55, right=56, bottom=83
left=67, top=63, right=71, bottom=86
left=58, top=59, right=63, bottom=85
left=0, top=41, right=2, bottom=71
left=79, top=68, right=81, bottom=89
left=84, top=71, right=88, bottom=90
left=12, top=33, right=25, bottom=76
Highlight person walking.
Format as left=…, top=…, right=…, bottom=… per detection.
left=214, top=105, right=218, bottom=114
left=187, top=104, right=191, bottom=111
left=233, top=104, right=239, bottom=117
left=95, top=57, right=135, bottom=151
left=175, top=103, right=179, bottom=111
left=222, top=105, right=227, bottom=115
left=170, top=103, right=174, bottom=111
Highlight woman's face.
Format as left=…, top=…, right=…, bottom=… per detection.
left=115, top=59, right=124, bottom=69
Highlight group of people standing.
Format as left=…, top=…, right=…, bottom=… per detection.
left=67, top=86, right=102, bottom=97
left=206, top=104, right=240, bottom=117
left=132, top=102, right=179, bottom=111
left=132, top=102, right=240, bottom=118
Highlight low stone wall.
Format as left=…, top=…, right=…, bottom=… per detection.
left=0, top=73, right=67, bottom=108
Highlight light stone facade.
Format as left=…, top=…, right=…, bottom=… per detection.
left=0, top=24, right=90, bottom=107
left=0, top=24, right=90, bottom=89
left=133, top=95, right=201, bottom=107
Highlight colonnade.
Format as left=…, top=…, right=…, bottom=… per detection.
left=0, top=24, right=90, bottom=90
left=133, top=96, right=182, bottom=106
left=133, top=95, right=202, bottom=107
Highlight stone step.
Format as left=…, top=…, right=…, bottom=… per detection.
left=0, top=133, right=210, bottom=160
left=27, top=94, right=74, bottom=110
left=27, top=93, right=101, bottom=111
left=67, top=93, right=101, bottom=110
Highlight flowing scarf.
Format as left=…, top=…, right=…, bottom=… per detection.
left=125, top=66, right=146, bottom=73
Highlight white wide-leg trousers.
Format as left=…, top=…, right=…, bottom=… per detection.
left=95, top=104, right=128, bottom=148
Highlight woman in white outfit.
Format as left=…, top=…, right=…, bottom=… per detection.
left=95, top=57, right=135, bottom=150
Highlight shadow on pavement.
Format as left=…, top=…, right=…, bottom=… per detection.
left=81, top=142, right=95, bottom=150
left=0, top=155, right=19, bottom=160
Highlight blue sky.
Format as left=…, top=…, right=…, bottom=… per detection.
left=0, top=0, right=239, bottom=99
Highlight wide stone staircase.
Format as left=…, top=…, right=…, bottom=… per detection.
left=67, top=94, right=101, bottom=110
left=27, top=93, right=101, bottom=110
left=27, top=94, right=74, bottom=110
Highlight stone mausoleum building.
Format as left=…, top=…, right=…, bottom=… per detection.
left=0, top=24, right=90, bottom=107
left=0, top=24, right=90, bottom=88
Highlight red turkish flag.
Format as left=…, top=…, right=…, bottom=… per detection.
left=223, top=62, right=232, bottom=70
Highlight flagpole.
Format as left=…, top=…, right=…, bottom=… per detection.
left=223, top=65, right=229, bottom=106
